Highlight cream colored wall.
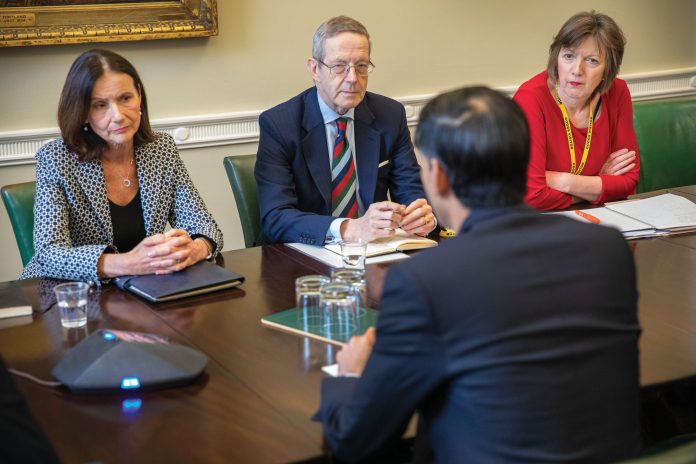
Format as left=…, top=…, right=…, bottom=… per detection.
left=0, top=0, right=695, bottom=281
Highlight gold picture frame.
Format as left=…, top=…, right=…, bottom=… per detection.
left=0, top=0, right=217, bottom=47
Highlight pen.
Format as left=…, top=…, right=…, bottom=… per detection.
left=575, top=210, right=601, bottom=224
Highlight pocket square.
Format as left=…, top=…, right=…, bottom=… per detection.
left=378, top=159, right=390, bottom=168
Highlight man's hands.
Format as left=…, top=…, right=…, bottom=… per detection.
left=340, top=201, right=403, bottom=242
left=337, top=327, right=376, bottom=376
left=98, top=229, right=212, bottom=278
left=400, top=198, right=436, bottom=236
left=340, top=199, right=436, bottom=241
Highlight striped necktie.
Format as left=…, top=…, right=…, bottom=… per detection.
left=331, top=117, right=358, bottom=218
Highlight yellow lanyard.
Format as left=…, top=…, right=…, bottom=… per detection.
left=554, top=89, right=593, bottom=175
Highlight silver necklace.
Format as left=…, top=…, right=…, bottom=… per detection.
left=116, top=156, right=134, bottom=188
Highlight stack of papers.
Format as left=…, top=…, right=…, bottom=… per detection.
left=554, top=193, right=696, bottom=239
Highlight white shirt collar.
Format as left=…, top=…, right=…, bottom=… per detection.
left=316, top=92, right=355, bottom=124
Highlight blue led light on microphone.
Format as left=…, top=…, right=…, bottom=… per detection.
left=121, top=377, right=141, bottom=389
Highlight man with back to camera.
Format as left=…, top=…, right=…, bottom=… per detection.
left=314, top=86, right=642, bottom=463
left=254, top=16, right=436, bottom=245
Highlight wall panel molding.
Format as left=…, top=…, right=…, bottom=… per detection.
left=2, top=67, right=695, bottom=166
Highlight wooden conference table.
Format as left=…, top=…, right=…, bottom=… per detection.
left=2, top=185, right=696, bottom=463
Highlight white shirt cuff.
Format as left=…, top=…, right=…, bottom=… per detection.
left=326, top=218, right=349, bottom=244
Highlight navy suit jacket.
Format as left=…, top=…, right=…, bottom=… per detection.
left=316, top=206, right=642, bottom=463
left=255, top=87, right=425, bottom=245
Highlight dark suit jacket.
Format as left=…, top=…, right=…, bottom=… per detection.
left=316, top=206, right=642, bottom=463
left=0, top=356, right=60, bottom=463
left=255, top=87, right=425, bottom=245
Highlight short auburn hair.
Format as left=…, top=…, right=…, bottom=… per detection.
left=58, top=49, right=156, bottom=161
left=547, top=11, right=626, bottom=95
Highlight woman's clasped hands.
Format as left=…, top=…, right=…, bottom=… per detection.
left=99, top=229, right=211, bottom=277
left=137, top=229, right=210, bottom=274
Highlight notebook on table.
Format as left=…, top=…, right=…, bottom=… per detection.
left=113, top=261, right=244, bottom=303
left=324, top=228, right=438, bottom=258
left=0, top=281, right=33, bottom=329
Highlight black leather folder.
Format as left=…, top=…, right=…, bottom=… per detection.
left=112, top=261, right=244, bottom=302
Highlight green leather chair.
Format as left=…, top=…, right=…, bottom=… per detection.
left=223, top=155, right=260, bottom=248
left=1, top=181, right=36, bottom=266
left=633, top=99, right=696, bottom=193
left=619, top=434, right=696, bottom=463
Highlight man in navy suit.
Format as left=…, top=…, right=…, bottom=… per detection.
left=315, top=87, right=642, bottom=462
left=255, top=16, right=436, bottom=245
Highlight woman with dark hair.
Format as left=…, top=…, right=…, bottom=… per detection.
left=21, top=49, right=223, bottom=283
left=514, top=11, right=640, bottom=210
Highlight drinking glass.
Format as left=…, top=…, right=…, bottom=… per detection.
left=320, top=283, right=358, bottom=340
left=53, top=282, right=90, bottom=328
left=295, top=275, right=330, bottom=331
left=331, top=268, right=367, bottom=315
left=339, top=240, right=367, bottom=269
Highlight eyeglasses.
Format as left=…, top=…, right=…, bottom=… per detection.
left=316, top=59, right=375, bottom=77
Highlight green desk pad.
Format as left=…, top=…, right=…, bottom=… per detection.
left=261, top=307, right=378, bottom=346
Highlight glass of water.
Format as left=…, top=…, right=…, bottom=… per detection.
left=320, top=283, right=358, bottom=340
left=339, top=240, right=367, bottom=269
left=295, top=275, right=330, bottom=331
left=53, top=282, right=90, bottom=328
left=331, top=268, right=367, bottom=314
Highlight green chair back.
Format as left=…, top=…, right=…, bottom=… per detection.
left=633, top=99, right=696, bottom=193
left=1, top=181, right=36, bottom=266
left=223, top=155, right=260, bottom=248
left=619, top=434, right=696, bottom=463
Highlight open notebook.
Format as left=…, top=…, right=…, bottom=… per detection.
left=324, top=229, right=437, bottom=258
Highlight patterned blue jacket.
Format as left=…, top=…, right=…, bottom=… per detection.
left=20, top=132, right=223, bottom=284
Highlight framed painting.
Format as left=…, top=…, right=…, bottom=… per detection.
left=0, top=0, right=217, bottom=47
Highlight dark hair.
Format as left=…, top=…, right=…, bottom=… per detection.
left=415, top=86, right=529, bottom=207
left=312, top=15, right=371, bottom=60
left=57, top=49, right=156, bottom=161
left=547, top=11, right=626, bottom=95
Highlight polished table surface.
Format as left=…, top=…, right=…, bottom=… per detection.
left=2, top=188, right=696, bottom=462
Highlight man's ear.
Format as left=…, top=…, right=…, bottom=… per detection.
left=431, top=158, right=451, bottom=196
left=306, top=58, right=319, bottom=82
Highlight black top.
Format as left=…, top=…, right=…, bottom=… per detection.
left=109, top=190, right=146, bottom=253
